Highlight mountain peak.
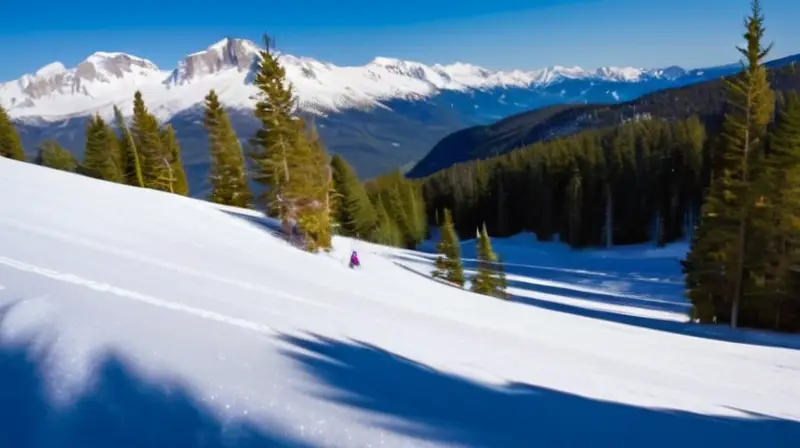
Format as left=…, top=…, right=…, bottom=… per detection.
left=34, top=62, right=67, bottom=78
left=167, top=37, right=260, bottom=87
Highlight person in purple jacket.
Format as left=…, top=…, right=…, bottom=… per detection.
left=349, top=251, right=360, bottom=269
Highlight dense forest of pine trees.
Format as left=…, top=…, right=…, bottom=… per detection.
left=421, top=115, right=707, bottom=248
left=0, top=1, right=797, bottom=331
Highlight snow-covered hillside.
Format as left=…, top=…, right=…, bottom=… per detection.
left=1, top=157, right=798, bottom=447
left=0, top=37, right=697, bottom=122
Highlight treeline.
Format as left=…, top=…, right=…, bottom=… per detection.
left=421, top=115, right=708, bottom=248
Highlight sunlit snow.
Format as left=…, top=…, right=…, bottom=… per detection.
left=0, top=157, right=798, bottom=447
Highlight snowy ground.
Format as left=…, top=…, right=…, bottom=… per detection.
left=1, top=157, right=799, bottom=447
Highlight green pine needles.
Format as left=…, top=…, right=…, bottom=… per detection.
left=470, top=223, right=509, bottom=299
left=0, top=105, right=25, bottom=161
left=432, top=208, right=466, bottom=288
left=203, top=89, right=253, bottom=208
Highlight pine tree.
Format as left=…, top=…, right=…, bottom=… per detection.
left=293, top=122, right=334, bottom=251
left=372, top=200, right=404, bottom=246
left=249, top=34, right=300, bottom=226
left=160, top=124, right=189, bottom=195
left=131, top=90, right=171, bottom=191
left=34, top=140, right=77, bottom=172
left=683, top=0, right=774, bottom=328
left=0, top=105, right=25, bottom=161
left=750, top=92, right=800, bottom=330
left=432, top=208, right=465, bottom=287
left=470, top=224, right=509, bottom=299
left=81, top=114, right=124, bottom=182
left=331, top=154, right=377, bottom=238
left=113, top=105, right=144, bottom=187
left=204, top=89, right=252, bottom=207
left=248, top=35, right=332, bottom=251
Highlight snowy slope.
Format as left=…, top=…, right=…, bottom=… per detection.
left=1, top=157, right=799, bottom=447
left=1, top=37, right=696, bottom=122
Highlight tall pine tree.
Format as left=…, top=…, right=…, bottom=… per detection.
left=113, top=105, right=144, bottom=187
left=203, top=89, right=252, bottom=207
left=293, top=121, right=334, bottom=251
left=249, top=34, right=300, bottom=225
left=131, top=90, right=172, bottom=192
left=372, top=199, right=404, bottom=246
left=160, top=124, right=189, bottom=195
left=750, top=92, right=800, bottom=330
left=81, top=114, right=124, bottom=182
left=432, top=208, right=465, bottom=288
left=683, top=0, right=774, bottom=328
left=249, top=34, right=332, bottom=251
left=470, top=223, right=509, bottom=299
left=0, top=106, right=25, bottom=161
left=331, top=154, right=377, bottom=238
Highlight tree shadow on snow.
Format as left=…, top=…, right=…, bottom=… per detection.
left=504, top=278, right=800, bottom=351
left=386, top=252, right=800, bottom=351
left=0, top=304, right=310, bottom=448
left=219, top=208, right=284, bottom=236
left=278, top=332, right=799, bottom=448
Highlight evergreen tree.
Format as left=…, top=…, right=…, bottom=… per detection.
left=249, top=34, right=300, bottom=225
left=0, top=105, right=25, bottom=161
left=683, top=0, right=774, bottom=328
left=131, top=90, right=171, bottom=191
left=750, top=92, right=800, bottom=330
left=203, top=89, right=252, bottom=207
left=113, top=105, right=144, bottom=187
left=248, top=35, right=332, bottom=251
left=331, top=154, right=377, bottom=238
left=432, top=208, right=465, bottom=287
left=372, top=200, right=404, bottom=246
left=34, top=140, right=77, bottom=172
left=293, top=122, right=334, bottom=251
left=160, top=124, right=189, bottom=195
left=470, top=223, right=509, bottom=299
left=81, top=114, right=124, bottom=182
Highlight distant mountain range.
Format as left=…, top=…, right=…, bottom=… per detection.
left=407, top=53, right=800, bottom=179
left=3, top=37, right=791, bottom=196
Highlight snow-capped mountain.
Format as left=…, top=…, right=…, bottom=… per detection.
left=5, top=37, right=778, bottom=192
left=2, top=37, right=701, bottom=122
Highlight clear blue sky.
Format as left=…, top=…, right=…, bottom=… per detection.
left=2, top=0, right=799, bottom=81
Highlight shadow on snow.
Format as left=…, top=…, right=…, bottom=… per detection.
left=385, top=252, right=800, bottom=351
left=0, top=303, right=310, bottom=448
left=278, top=332, right=799, bottom=448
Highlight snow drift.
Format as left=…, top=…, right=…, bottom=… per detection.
left=0, top=157, right=799, bottom=447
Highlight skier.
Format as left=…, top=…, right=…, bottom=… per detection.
left=349, top=250, right=361, bottom=269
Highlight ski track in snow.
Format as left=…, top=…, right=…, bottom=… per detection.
left=0, top=255, right=280, bottom=338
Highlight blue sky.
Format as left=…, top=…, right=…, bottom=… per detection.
left=2, top=0, right=799, bottom=81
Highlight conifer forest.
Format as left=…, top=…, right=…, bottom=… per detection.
left=0, top=1, right=798, bottom=332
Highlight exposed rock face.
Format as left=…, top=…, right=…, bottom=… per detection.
left=166, top=38, right=260, bottom=86
left=12, top=52, right=162, bottom=101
